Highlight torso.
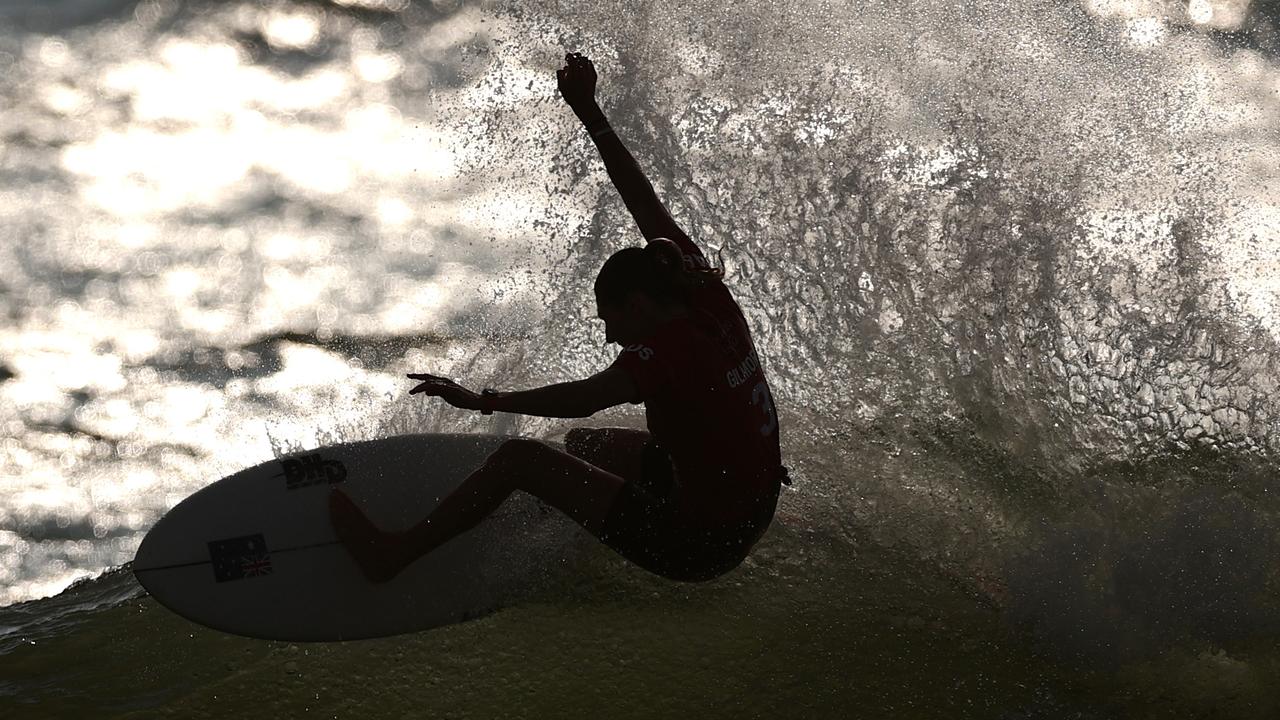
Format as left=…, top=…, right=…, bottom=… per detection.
left=609, top=236, right=783, bottom=527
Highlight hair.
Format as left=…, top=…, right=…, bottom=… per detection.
left=593, top=239, right=725, bottom=308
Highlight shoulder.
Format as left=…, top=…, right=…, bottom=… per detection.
left=619, top=342, right=659, bottom=361
left=618, top=316, right=701, bottom=364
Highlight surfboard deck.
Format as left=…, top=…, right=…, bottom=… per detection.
left=132, top=433, right=587, bottom=642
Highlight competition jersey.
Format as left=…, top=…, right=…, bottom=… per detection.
left=608, top=233, right=784, bottom=528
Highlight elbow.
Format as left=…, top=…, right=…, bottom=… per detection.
left=573, top=404, right=603, bottom=419
left=578, top=396, right=629, bottom=417
left=567, top=382, right=611, bottom=418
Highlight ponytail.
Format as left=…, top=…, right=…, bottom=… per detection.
left=644, top=238, right=725, bottom=288
left=595, top=239, right=724, bottom=308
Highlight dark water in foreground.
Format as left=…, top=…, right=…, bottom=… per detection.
left=5, top=428, right=1280, bottom=718
left=5, top=469, right=1280, bottom=719
left=3, top=0, right=1280, bottom=716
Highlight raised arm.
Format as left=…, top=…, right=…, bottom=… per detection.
left=557, top=53, right=688, bottom=244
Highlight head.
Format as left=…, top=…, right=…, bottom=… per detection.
left=593, top=242, right=693, bottom=346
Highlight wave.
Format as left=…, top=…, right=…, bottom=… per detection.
left=2, top=0, right=1280, bottom=714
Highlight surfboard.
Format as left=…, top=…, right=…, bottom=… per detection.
left=132, top=433, right=587, bottom=642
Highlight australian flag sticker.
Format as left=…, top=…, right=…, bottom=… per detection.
left=208, top=533, right=274, bottom=583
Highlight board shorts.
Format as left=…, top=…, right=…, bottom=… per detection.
left=598, top=440, right=784, bottom=582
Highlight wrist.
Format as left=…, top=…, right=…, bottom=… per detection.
left=586, top=118, right=614, bottom=140
left=572, top=100, right=605, bottom=126
left=479, top=388, right=499, bottom=415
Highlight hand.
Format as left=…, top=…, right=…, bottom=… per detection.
left=407, top=373, right=482, bottom=411
left=556, top=52, right=597, bottom=110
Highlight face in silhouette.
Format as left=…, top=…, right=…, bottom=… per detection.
left=595, top=290, right=687, bottom=346
left=593, top=288, right=665, bottom=345
left=595, top=294, right=638, bottom=346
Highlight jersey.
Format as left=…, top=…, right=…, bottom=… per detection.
left=608, top=233, right=783, bottom=528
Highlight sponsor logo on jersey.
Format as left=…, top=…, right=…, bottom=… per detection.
left=725, top=350, right=761, bottom=389
left=277, top=453, right=348, bottom=490
left=624, top=344, right=655, bottom=361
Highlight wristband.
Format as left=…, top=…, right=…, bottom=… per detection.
left=586, top=118, right=612, bottom=138
left=480, top=388, right=498, bottom=415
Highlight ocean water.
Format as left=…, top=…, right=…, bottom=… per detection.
left=2, top=0, right=1280, bottom=716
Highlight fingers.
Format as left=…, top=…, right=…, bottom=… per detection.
left=561, top=52, right=592, bottom=69
left=407, top=373, right=454, bottom=396
left=409, top=380, right=452, bottom=395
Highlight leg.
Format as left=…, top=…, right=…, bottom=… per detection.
left=330, top=438, right=630, bottom=583
left=564, top=427, right=651, bottom=481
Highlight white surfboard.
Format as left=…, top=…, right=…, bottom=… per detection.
left=132, top=433, right=588, bottom=642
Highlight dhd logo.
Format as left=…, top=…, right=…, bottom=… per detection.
left=278, top=453, right=348, bottom=490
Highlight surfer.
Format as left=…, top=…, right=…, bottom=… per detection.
left=330, top=52, right=787, bottom=584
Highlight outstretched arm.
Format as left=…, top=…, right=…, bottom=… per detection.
left=407, top=365, right=637, bottom=418
left=557, top=53, right=688, bottom=244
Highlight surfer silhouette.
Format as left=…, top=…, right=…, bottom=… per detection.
left=329, top=52, right=787, bottom=584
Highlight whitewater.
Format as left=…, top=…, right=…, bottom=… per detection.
left=2, top=0, right=1280, bottom=716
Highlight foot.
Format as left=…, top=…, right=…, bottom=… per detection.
left=328, top=489, right=413, bottom=583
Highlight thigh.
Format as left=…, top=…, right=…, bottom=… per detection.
left=603, top=481, right=781, bottom=583
left=564, top=427, right=651, bottom=483
left=492, top=438, right=628, bottom=537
